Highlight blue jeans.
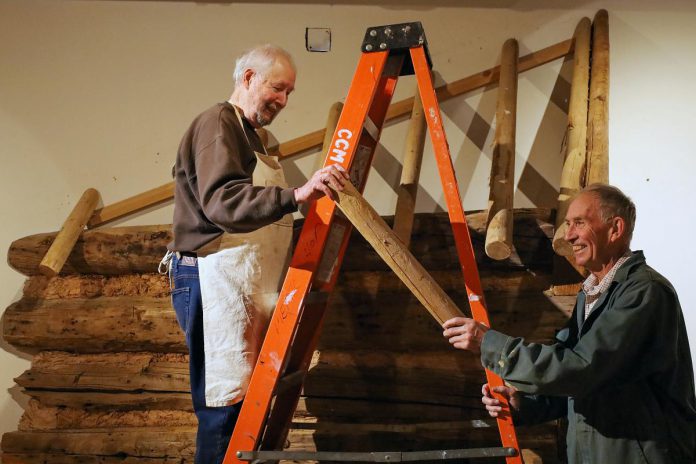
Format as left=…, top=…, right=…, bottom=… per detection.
left=169, top=254, right=242, bottom=464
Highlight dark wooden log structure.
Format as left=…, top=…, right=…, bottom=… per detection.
left=2, top=209, right=571, bottom=463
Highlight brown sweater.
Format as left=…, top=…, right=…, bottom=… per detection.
left=168, top=102, right=297, bottom=252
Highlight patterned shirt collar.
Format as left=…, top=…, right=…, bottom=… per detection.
left=582, top=250, right=632, bottom=319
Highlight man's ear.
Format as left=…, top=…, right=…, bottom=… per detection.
left=242, top=69, right=255, bottom=89
left=609, top=216, right=626, bottom=243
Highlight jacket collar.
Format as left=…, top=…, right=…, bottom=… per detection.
left=576, top=250, right=645, bottom=332
left=611, top=250, right=645, bottom=283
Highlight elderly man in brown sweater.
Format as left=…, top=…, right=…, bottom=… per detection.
left=162, top=44, right=348, bottom=464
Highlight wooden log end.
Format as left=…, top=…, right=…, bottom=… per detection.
left=485, top=240, right=512, bottom=261
left=594, top=9, right=608, bottom=23
left=485, top=209, right=513, bottom=260
left=575, top=17, right=592, bottom=36
left=504, top=38, right=519, bottom=53
left=36, top=264, right=58, bottom=278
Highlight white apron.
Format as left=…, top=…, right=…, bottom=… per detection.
left=197, top=110, right=293, bottom=407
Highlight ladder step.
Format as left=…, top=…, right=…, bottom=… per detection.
left=236, top=447, right=517, bottom=462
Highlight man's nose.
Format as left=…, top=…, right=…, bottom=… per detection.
left=276, top=91, right=288, bottom=108
left=564, top=224, right=576, bottom=242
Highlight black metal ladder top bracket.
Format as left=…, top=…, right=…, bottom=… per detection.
left=361, top=21, right=433, bottom=75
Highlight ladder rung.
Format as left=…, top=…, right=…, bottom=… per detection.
left=236, top=447, right=517, bottom=462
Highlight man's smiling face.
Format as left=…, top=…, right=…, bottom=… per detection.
left=564, top=192, right=614, bottom=274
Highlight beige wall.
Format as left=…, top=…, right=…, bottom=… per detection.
left=2, top=0, right=695, bottom=436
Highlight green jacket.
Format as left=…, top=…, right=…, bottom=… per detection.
left=481, top=251, right=696, bottom=463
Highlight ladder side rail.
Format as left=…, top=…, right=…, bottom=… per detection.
left=259, top=63, right=402, bottom=454
left=223, top=50, right=391, bottom=464
left=410, top=46, right=524, bottom=464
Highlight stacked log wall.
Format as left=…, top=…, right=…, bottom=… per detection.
left=2, top=209, right=572, bottom=463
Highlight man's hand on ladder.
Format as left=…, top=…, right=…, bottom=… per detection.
left=482, top=383, right=520, bottom=418
left=294, top=164, right=349, bottom=203
left=442, top=316, right=490, bottom=352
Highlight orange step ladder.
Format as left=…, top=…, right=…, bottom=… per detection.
left=223, top=22, right=524, bottom=464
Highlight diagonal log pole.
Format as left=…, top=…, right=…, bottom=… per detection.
left=485, top=39, right=518, bottom=261
left=333, top=181, right=463, bottom=325
left=586, top=9, right=610, bottom=185
left=552, top=17, right=592, bottom=256
left=38, top=188, right=101, bottom=277
left=393, top=86, right=427, bottom=247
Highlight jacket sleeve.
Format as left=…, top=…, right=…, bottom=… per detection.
left=480, top=278, right=676, bottom=398
left=513, top=393, right=567, bottom=426
left=193, top=116, right=297, bottom=233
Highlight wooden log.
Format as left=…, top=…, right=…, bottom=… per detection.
left=22, top=273, right=169, bottom=300
left=4, top=285, right=572, bottom=353
left=2, top=454, right=189, bottom=464
left=85, top=41, right=573, bottom=229
left=19, top=398, right=489, bottom=432
left=393, top=86, right=427, bottom=247
left=485, top=39, right=518, bottom=261
left=20, top=266, right=551, bottom=302
left=87, top=183, right=173, bottom=229
left=2, top=424, right=558, bottom=462
left=3, top=297, right=183, bottom=353
left=553, top=18, right=592, bottom=256
left=586, top=9, right=610, bottom=185
left=19, top=401, right=195, bottom=431
left=39, top=188, right=101, bottom=276
left=25, top=391, right=193, bottom=412
left=1, top=428, right=196, bottom=458
left=313, top=101, right=344, bottom=172
left=9, top=209, right=553, bottom=277
left=15, top=352, right=189, bottom=392
left=8, top=225, right=171, bottom=277
left=333, top=182, right=464, bottom=325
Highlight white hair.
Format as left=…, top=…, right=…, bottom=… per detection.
left=233, top=44, right=295, bottom=86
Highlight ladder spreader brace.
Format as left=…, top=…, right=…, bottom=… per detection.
left=223, top=22, right=524, bottom=464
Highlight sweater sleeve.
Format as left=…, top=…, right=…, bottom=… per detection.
left=193, top=113, right=297, bottom=233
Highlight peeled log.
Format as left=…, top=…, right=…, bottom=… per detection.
left=553, top=17, right=592, bottom=256
left=393, top=86, right=427, bottom=247
left=485, top=39, right=519, bottom=261
left=586, top=9, right=610, bottom=185
left=334, top=182, right=463, bottom=325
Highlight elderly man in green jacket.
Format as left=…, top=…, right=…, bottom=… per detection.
left=443, top=184, right=696, bottom=463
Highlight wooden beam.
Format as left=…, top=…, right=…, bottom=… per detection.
left=586, top=9, right=610, bottom=185
left=87, top=183, right=173, bottom=229
left=553, top=18, right=592, bottom=256
left=393, top=86, right=427, bottom=247
left=86, top=39, right=573, bottom=228
left=38, top=188, right=100, bottom=276
left=333, top=182, right=464, bottom=325
left=485, top=39, right=518, bottom=261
